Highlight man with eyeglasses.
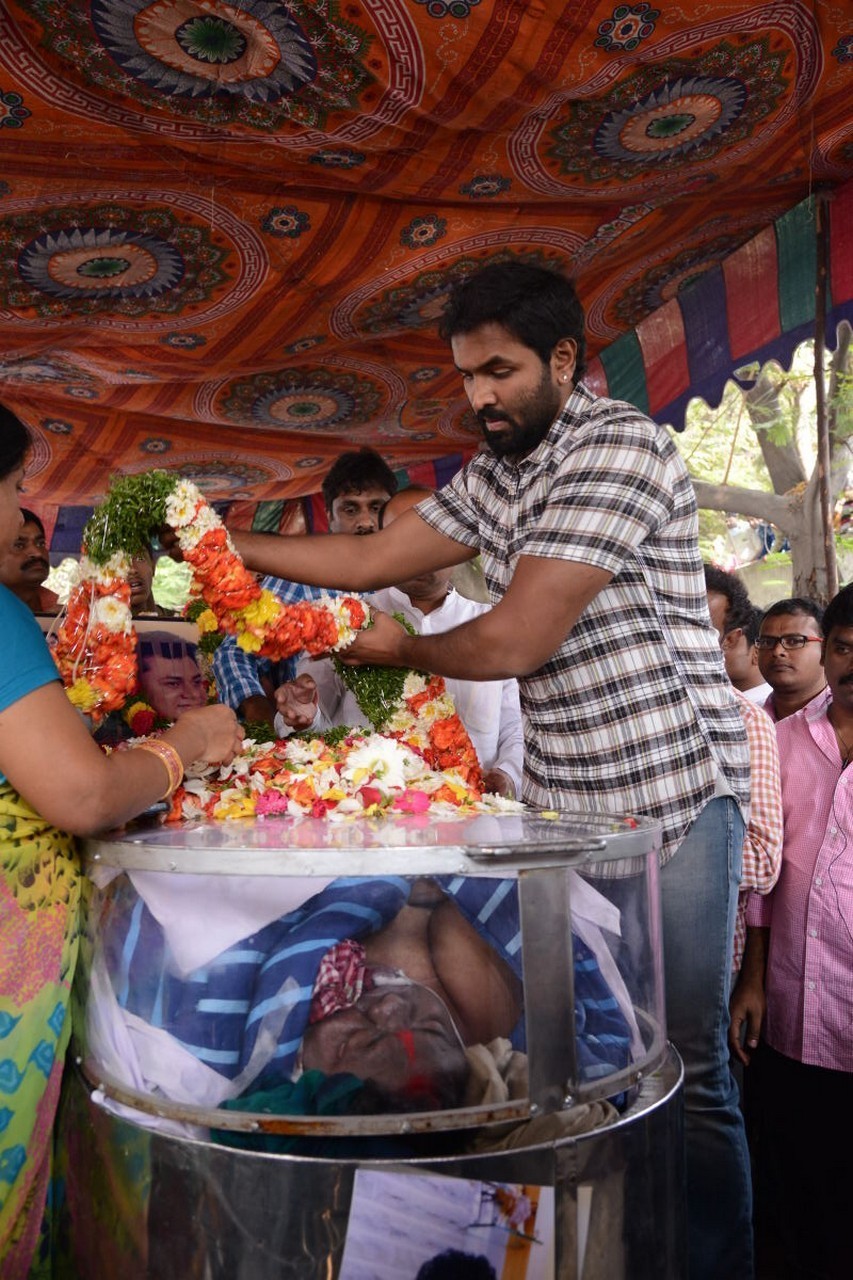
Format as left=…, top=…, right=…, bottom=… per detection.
left=755, top=597, right=827, bottom=721
left=730, top=583, right=853, bottom=1279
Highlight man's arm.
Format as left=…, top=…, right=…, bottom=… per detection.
left=729, top=924, right=769, bottom=1066
left=231, top=510, right=474, bottom=592
left=213, top=635, right=277, bottom=725
left=342, top=556, right=612, bottom=680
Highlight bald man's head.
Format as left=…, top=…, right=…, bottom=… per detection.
left=379, top=485, right=435, bottom=529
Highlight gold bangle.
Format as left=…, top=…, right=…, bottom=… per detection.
left=133, top=739, right=184, bottom=801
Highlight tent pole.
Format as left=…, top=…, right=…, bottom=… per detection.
left=814, top=190, right=839, bottom=601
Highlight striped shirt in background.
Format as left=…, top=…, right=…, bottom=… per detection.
left=746, top=698, right=853, bottom=1071
left=419, top=382, right=750, bottom=863
left=732, top=690, right=782, bottom=972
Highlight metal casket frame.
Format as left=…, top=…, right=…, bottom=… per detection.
left=58, top=809, right=686, bottom=1277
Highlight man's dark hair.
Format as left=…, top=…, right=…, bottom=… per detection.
left=760, top=596, right=825, bottom=628
left=744, top=604, right=762, bottom=647
left=703, top=564, right=754, bottom=636
left=0, top=404, right=30, bottom=481
left=19, top=508, right=46, bottom=538
left=438, top=259, right=587, bottom=380
left=415, top=1249, right=497, bottom=1280
left=321, top=448, right=398, bottom=514
left=819, top=584, right=853, bottom=637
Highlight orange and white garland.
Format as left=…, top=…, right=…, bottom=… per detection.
left=51, top=475, right=488, bottom=809
left=54, top=478, right=367, bottom=723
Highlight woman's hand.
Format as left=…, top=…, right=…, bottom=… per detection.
left=166, top=703, right=244, bottom=766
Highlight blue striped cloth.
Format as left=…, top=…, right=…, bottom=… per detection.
left=108, top=876, right=632, bottom=1092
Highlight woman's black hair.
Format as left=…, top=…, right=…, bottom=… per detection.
left=0, top=404, right=30, bottom=481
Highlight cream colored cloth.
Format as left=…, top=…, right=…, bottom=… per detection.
left=462, top=1038, right=619, bottom=1152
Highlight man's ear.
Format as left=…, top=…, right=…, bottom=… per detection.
left=551, top=338, right=578, bottom=384
left=721, top=626, right=744, bottom=651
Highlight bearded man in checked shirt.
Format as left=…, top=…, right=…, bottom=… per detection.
left=227, top=261, right=753, bottom=1280
left=731, top=583, right=853, bottom=1280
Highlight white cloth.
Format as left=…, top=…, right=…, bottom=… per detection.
left=741, top=680, right=772, bottom=704
left=276, top=587, right=524, bottom=795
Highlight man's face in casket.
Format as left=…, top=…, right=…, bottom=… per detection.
left=301, top=979, right=468, bottom=1106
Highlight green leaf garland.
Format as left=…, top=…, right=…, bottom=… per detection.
left=83, top=470, right=176, bottom=564
left=332, top=613, right=420, bottom=731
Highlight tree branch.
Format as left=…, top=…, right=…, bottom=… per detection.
left=690, top=480, right=791, bottom=526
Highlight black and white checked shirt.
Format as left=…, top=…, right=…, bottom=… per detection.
left=419, top=382, right=750, bottom=863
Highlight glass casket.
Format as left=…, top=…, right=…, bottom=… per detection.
left=59, top=808, right=685, bottom=1278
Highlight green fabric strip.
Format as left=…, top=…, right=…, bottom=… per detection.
left=251, top=500, right=286, bottom=534
left=776, top=197, right=817, bottom=332
left=598, top=329, right=649, bottom=417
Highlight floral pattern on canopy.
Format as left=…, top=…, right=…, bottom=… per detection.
left=0, top=0, right=850, bottom=531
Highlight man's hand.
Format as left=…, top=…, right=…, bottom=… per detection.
left=236, top=694, right=276, bottom=729
left=482, top=767, right=515, bottom=798
left=274, top=674, right=320, bottom=729
left=336, top=609, right=411, bottom=667
left=157, top=524, right=184, bottom=562
left=728, top=977, right=766, bottom=1066
left=728, top=924, right=769, bottom=1066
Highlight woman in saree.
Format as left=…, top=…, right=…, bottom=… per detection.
left=0, top=407, right=243, bottom=1277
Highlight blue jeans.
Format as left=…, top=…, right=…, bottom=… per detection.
left=659, top=796, right=753, bottom=1280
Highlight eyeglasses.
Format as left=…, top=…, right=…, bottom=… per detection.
left=754, top=634, right=822, bottom=651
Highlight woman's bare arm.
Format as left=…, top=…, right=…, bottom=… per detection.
left=0, top=682, right=242, bottom=835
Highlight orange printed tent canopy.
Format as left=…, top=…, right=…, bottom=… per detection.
left=0, top=0, right=850, bottom=525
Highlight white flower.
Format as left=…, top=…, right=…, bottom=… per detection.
left=403, top=672, right=428, bottom=699
left=384, top=707, right=415, bottom=734
left=79, top=551, right=131, bottom=586
left=320, top=592, right=369, bottom=650
left=165, top=480, right=204, bottom=529
left=340, top=734, right=421, bottom=793
left=181, top=796, right=208, bottom=821
left=181, top=778, right=211, bottom=797
left=175, top=502, right=223, bottom=551
left=90, top=595, right=132, bottom=633
left=284, top=738, right=323, bottom=766
left=418, top=694, right=456, bottom=726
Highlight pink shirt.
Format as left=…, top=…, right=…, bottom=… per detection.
left=746, top=698, right=853, bottom=1070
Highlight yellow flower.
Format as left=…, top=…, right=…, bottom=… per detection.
left=240, top=591, right=281, bottom=628
left=67, top=678, right=100, bottom=713
left=237, top=631, right=263, bottom=653
left=195, top=609, right=219, bottom=634
left=213, top=792, right=257, bottom=820
left=321, top=786, right=347, bottom=802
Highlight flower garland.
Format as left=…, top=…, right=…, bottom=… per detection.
left=160, top=730, right=520, bottom=824
left=51, top=469, right=487, bottom=801
left=53, top=472, right=368, bottom=723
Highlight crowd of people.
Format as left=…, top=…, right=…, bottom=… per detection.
left=1, top=258, right=850, bottom=1279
